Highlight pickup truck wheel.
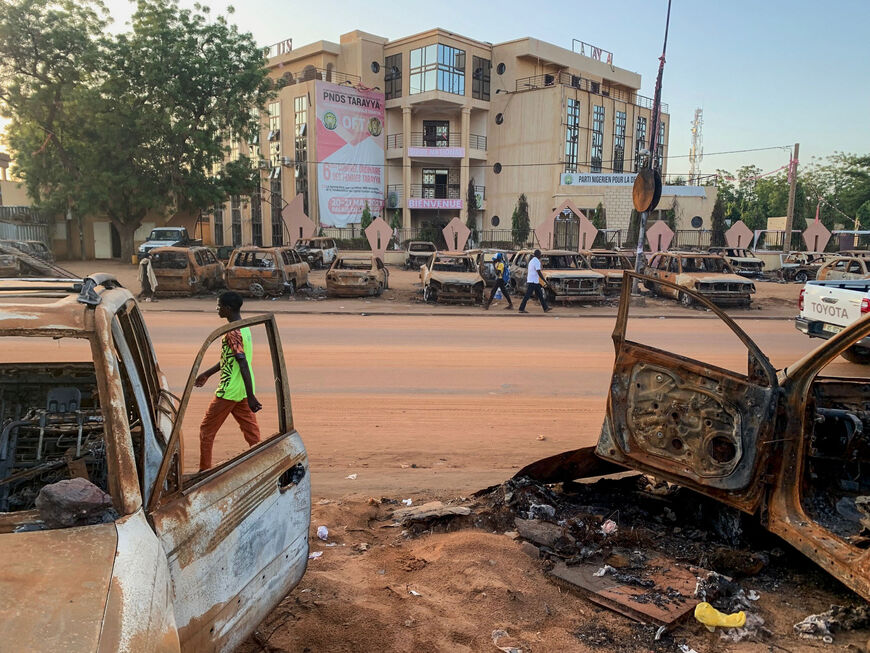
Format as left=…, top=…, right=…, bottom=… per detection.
left=679, top=291, right=694, bottom=308
left=795, top=270, right=809, bottom=283
left=249, top=281, right=265, bottom=298
left=842, top=345, right=870, bottom=364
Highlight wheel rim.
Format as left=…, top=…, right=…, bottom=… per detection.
left=796, top=271, right=808, bottom=283
left=249, top=281, right=265, bottom=298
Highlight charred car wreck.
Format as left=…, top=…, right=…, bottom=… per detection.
left=0, top=276, right=310, bottom=651
left=523, top=271, right=870, bottom=602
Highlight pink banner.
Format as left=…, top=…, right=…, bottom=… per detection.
left=316, top=81, right=385, bottom=227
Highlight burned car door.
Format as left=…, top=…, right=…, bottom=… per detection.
left=146, top=315, right=309, bottom=652
left=597, top=272, right=779, bottom=513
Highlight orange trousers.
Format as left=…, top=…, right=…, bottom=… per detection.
left=199, top=396, right=261, bottom=470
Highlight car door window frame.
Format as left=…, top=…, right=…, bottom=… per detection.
left=147, top=314, right=292, bottom=511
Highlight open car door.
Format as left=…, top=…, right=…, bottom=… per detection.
left=146, top=315, right=310, bottom=652
left=596, top=272, right=780, bottom=514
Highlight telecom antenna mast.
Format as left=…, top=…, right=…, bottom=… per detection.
left=688, top=108, right=703, bottom=184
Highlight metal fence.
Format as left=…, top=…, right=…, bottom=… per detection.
left=0, top=220, right=52, bottom=245
left=515, top=71, right=667, bottom=113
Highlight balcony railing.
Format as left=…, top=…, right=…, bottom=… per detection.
left=469, top=133, right=487, bottom=150
left=515, top=72, right=667, bottom=113
left=386, top=184, right=403, bottom=208
left=410, top=132, right=461, bottom=148
left=386, top=133, right=403, bottom=149
left=410, top=184, right=461, bottom=199
left=280, top=66, right=360, bottom=86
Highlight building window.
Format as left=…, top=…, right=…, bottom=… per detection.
left=213, top=204, right=224, bottom=247
left=271, top=176, right=283, bottom=246
left=590, top=105, right=604, bottom=173
left=472, top=56, right=490, bottom=100
left=409, top=44, right=465, bottom=95
left=231, top=195, right=242, bottom=246
left=385, top=53, right=402, bottom=100
left=294, top=95, right=308, bottom=215
left=422, top=168, right=450, bottom=198
left=251, top=190, right=262, bottom=246
left=634, top=116, right=647, bottom=172
left=423, top=120, right=449, bottom=147
left=269, top=101, right=281, bottom=168
left=564, top=99, right=580, bottom=172
left=657, top=121, right=666, bottom=169
left=613, top=110, right=626, bottom=173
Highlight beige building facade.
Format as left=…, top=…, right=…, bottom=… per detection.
left=204, top=28, right=709, bottom=249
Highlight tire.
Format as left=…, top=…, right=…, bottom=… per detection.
left=546, top=288, right=557, bottom=304
left=795, top=270, right=809, bottom=284
left=423, top=286, right=438, bottom=303
left=679, top=291, right=694, bottom=308
left=249, top=281, right=265, bottom=299
left=375, top=283, right=384, bottom=297
left=841, top=345, right=870, bottom=364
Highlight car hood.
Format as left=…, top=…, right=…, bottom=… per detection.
left=541, top=270, right=604, bottom=280
left=429, top=271, right=482, bottom=284
left=0, top=522, right=118, bottom=651
left=728, top=257, right=763, bottom=265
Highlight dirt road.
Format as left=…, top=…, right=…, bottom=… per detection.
left=143, top=311, right=840, bottom=498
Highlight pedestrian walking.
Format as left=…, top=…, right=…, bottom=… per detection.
left=194, top=291, right=262, bottom=471
left=518, top=249, right=552, bottom=313
left=483, top=252, right=514, bottom=310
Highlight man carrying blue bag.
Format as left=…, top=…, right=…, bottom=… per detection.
left=483, top=252, right=514, bottom=310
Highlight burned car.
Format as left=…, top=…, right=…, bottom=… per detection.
left=645, top=251, right=755, bottom=307
left=816, top=256, right=870, bottom=281
left=580, top=250, right=634, bottom=295
left=471, top=248, right=514, bottom=287
left=224, top=246, right=310, bottom=297
left=779, top=251, right=828, bottom=283
left=149, top=246, right=224, bottom=296
left=420, top=251, right=485, bottom=304
left=0, top=276, right=310, bottom=651
left=405, top=241, right=437, bottom=270
left=708, top=246, right=765, bottom=278
left=521, top=270, right=870, bottom=603
left=510, top=249, right=605, bottom=303
left=326, top=254, right=389, bottom=297
left=294, top=237, right=337, bottom=269
left=0, top=253, right=19, bottom=278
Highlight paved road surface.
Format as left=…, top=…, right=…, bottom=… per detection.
left=138, top=311, right=858, bottom=498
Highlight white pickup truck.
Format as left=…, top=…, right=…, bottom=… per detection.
left=795, top=279, right=870, bottom=363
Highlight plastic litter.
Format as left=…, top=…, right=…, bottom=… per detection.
left=346, top=473, right=358, bottom=480
left=491, top=629, right=523, bottom=653
left=527, top=503, right=556, bottom=519
left=694, top=602, right=746, bottom=632
left=308, top=551, right=322, bottom=560
left=600, top=519, right=618, bottom=536
left=409, top=589, right=421, bottom=596
left=593, top=565, right=616, bottom=578
left=678, top=646, right=698, bottom=653
left=747, top=589, right=760, bottom=601
left=316, top=525, right=329, bottom=541
left=402, top=498, right=413, bottom=506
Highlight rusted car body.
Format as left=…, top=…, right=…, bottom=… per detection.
left=405, top=241, right=437, bottom=270
left=645, top=251, right=755, bottom=307
left=520, top=271, right=870, bottom=601
left=779, top=252, right=828, bottom=283
left=580, top=250, right=633, bottom=295
left=510, top=249, right=605, bottom=303
left=294, top=237, right=338, bottom=269
left=0, top=253, right=19, bottom=277
left=326, top=254, right=389, bottom=297
left=150, top=246, right=224, bottom=296
left=708, top=246, right=765, bottom=278
left=224, top=247, right=310, bottom=297
left=0, top=276, right=310, bottom=651
left=420, top=251, right=485, bottom=304
left=471, top=248, right=514, bottom=287
left=816, top=256, right=870, bottom=281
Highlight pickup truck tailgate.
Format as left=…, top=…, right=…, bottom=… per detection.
left=800, top=280, right=870, bottom=330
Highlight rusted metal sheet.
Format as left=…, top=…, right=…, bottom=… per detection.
left=548, top=557, right=701, bottom=627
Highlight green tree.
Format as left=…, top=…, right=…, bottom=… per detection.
left=360, top=201, right=373, bottom=231
left=389, top=208, right=402, bottom=231
left=511, top=193, right=530, bottom=246
left=710, top=193, right=727, bottom=246
left=857, top=200, right=870, bottom=228
left=465, top=178, right=479, bottom=244
left=589, top=202, right=606, bottom=248
left=1, top=0, right=272, bottom=261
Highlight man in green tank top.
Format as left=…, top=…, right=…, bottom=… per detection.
left=194, top=291, right=262, bottom=470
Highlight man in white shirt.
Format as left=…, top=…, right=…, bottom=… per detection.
left=518, top=249, right=551, bottom=313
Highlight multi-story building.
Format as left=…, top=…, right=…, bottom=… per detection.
left=205, top=29, right=715, bottom=249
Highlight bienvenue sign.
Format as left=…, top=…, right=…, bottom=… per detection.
left=560, top=173, right=637, bottom=186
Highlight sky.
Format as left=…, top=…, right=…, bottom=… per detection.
left=5, top=0, right=870, bottom=178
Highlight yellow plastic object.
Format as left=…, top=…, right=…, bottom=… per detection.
left=694, top=602, right=746, bottom=632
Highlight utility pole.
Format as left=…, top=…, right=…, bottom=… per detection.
left=781, top=142, right=799, bottom=252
